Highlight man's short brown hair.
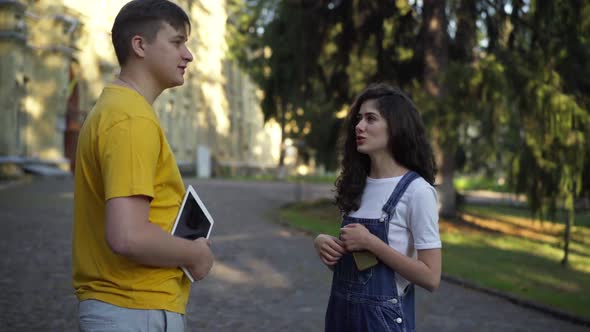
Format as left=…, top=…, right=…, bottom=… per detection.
left=111, top=0, right=191, bottom=65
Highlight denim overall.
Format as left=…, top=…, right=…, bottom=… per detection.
left=325, top=171, right=419, bottom=332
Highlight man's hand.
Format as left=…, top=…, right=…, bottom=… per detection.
left=314, top=234, right=347, bottom=267
left=340, top=223, right=378, bottom=252
left=187, top=238, right=214, bottom=281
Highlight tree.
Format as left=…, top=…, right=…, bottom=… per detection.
left=227, top=0, right=425, bottom=171
left=422, top=0, right=457, bottom=217
left=227, top=2, right=590, bottom=266
left=487, top=0, right=590, bottom=266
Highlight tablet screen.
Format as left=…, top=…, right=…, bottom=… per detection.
left=173, top=190, right=212, bottom=240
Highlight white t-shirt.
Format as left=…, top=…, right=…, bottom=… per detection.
left=348, top=175, right=441, bottom=294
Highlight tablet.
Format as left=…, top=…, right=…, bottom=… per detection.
left=171, top=185, right=214, bottom=282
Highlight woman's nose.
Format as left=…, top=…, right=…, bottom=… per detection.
left=355, top=120, right=365, bottom=133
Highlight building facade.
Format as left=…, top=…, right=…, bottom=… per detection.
left=0, top=0, right=280, bottom=176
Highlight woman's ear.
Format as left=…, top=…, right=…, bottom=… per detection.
left=130, top=35, right=146, bottom=59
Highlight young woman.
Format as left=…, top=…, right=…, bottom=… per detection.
left=314, top=83, right=441, bottom=332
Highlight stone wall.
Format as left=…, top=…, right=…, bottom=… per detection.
left=0, top=0, right=281, bottom=175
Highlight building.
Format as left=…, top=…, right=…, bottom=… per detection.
left=0, top=0, right=281, bottom=177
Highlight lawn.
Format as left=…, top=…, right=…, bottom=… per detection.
left=279, top=199, right=590, bottom=319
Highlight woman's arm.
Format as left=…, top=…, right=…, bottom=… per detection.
left=369, top=235, right=441, bottom=291
left=340, top=224, right=441, bottom=291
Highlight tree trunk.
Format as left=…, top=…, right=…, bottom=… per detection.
left=437, top=144, right=456, bottom=217
left=423, top=0, right=455, bottom=217
left=454, top=0, right=477, bottom=61
left=561, top=208, right=571, bottom=266
left=561, top=192, right=574, bottom=267
left=276, top=98, right=287, bottom=180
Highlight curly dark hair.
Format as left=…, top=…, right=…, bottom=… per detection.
left=335, top=83, right=437, bottom=213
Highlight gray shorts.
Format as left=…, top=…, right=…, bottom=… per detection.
left=78, top=299, right=185, bottom=332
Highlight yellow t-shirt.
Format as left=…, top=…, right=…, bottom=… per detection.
left=72, top=84, right=190, bottom=314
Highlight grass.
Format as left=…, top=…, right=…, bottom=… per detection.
left=279, top=199, right=590, bottom=319
left=462, top=203, right=590, bottom=227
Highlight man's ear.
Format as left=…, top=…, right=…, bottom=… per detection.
left=130, top=35, right=146, bottom=59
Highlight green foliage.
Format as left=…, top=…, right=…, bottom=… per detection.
left=454, top=175, right=510, bottom=193
left=227, top=0, right=424, bottom=169
left=492, top=1, right=590, bottom=227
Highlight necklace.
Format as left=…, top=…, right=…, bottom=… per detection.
left=116, top=76, right=144, bottom=99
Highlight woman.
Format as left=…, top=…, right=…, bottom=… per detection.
left=314, top=83, right=442, bottom=332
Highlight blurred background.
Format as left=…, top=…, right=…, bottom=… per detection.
left=0, top=0, right=588, bottom=323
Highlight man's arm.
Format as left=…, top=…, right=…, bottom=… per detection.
left=105, top=195, right=213, bottom=279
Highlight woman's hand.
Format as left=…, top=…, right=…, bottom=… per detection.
left=340, top=223, right=378, bottom=252
left=314, top=234, right=347, bottom=267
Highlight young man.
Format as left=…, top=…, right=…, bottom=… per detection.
left=72, top=1, right=214, bottom=330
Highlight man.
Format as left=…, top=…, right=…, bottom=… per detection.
left=72, top=1, right=214, bottom=330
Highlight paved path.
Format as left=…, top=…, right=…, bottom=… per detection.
left=0, top=177, right=588, bottom=331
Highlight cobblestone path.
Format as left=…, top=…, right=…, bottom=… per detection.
left=0, top=177, right=587, bottom=331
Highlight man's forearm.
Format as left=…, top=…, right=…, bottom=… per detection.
left=118, top=222, right=198, bottom=268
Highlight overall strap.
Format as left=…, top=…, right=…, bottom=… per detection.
left=382, top=171, right=420, bottom=216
